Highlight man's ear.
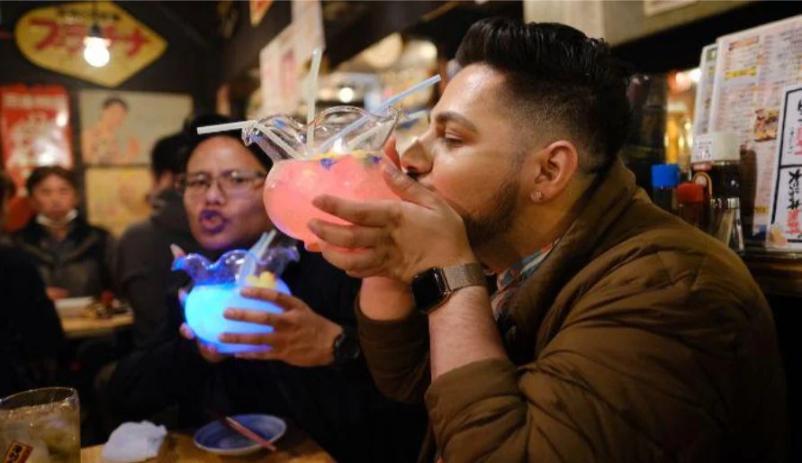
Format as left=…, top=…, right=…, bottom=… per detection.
left=526, top=140, right=580, bottom=203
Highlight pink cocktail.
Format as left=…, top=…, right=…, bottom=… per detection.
left=244, top=106, right=400, bottom=247
left=264, top=152, right=397, bottom=244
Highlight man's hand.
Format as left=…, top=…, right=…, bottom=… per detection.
left=219, top=287, right=343, bottom=367
left=308, top=162, right=476, bottom=284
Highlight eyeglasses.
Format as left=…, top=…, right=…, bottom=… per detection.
left=176, top=170, right=266, bottom=197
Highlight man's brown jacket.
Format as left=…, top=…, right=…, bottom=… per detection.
left=357, top=159, right=786, bottom=462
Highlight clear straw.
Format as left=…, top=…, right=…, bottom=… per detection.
left=237, top=229, right=277, bottom=284
left=254, top=122, right=304, bottom=160
left=318, top=74, right=441, bottom=154
left=305, top=48, right=323, bottom=157
left=197, top=121, right=256, bottom=135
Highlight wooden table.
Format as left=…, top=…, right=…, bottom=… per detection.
left=59, top=312, right=134, bottom=339
left=81, top=426, right=334, bottom=463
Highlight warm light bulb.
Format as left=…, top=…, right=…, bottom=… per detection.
left=83, top=36, right=110, bottom=67
left=338, top=86, right=355, bottom=103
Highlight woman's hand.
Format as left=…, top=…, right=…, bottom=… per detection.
left=179, top=323, right=226, bottom=364
left=219, top=287, right=343, bottom=367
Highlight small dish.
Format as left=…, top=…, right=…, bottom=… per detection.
left=54, top=297, right=94, bottom=318
left=193, top=414, right=286, bottom=456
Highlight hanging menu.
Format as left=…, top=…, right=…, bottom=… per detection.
left=692, top=44, right=717, bottom=137
left=767, top=84, right=802, bottom=250
left=708, top=14, right=802, bottom=235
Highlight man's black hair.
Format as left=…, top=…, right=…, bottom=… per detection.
left=456, top=17, right=631, bottom=173
left=180, top=114, right=273, bottom=173
left=151, top=133, right=187, bottom=178
left=25, top=166, right=78, bottom=195
left=102, top=96, right=128, bottom=111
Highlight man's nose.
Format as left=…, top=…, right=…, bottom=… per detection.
left=400, top=137, right=433, bottom=180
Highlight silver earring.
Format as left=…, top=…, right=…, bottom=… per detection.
left=532, top=191, right=544, bottom=202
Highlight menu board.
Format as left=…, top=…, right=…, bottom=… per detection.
left=692, top=44, right=717, bottom=137
left=767, top=84, right=802, bottom=250
left=708, top=14, right=802, bottom=235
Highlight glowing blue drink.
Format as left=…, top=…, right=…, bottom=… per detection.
left=173, top=232, right=300, bottom=355
left=184, top=280, right=290, bottom=354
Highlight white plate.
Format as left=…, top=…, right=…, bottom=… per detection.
left=193, top=414, right=286, bottom=456
left=54, top=297, right=94, bottom=318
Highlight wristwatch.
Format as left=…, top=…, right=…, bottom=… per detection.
left=332, top=325, right=360, bottom=366
left=411, top=262, right=486, bottom=314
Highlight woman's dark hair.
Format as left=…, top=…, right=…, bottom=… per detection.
left=181, top=114, right=273, bottom=173
left=25, top=166, right=78, bottom=195
left=456, top=17, right=631, bottom=173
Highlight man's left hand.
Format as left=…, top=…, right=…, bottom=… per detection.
left=219, top=287, right=343, bottom=367
left=308, top=162, right=476, bottom=284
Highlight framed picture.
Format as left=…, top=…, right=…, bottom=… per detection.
left=85, top=166, right=152, bottom=236
left=79, top=90, right=191, bottom=166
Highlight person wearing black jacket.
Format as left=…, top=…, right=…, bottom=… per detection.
left=108, top=115, right=426, bottom=462
left=116, top=133, right=201, bottom=349
left=14, top=166, right=115, bottom=300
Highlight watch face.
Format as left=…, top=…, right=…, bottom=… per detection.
left=411, top=268, right=447, bottom=312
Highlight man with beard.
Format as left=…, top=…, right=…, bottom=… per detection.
left=108, top=115, right=426, bottom=463
left=304, top=18, right=787, bottom=462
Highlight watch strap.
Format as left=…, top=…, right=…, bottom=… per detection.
left=441, top=262, right=485, bottom=292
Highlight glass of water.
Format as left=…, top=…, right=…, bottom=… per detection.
left=0, top=387, right=80, bottom=463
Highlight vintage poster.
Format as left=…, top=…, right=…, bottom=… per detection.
left=767, top=85, right=802, bottom=250
left=259, top=24, right=299, bottom=117
left=292, top=0, right=325, bottom=66
left=15, top=2, right=166, bottom=87
left=708, top=14, right=802, bottom=235
left=0, top=85, right=72, bottom=192
left=85, top=166, right=151, bottom=236
left=79, top=89, right=191, bottom=166
left=692, top=44, right=717, bottom=137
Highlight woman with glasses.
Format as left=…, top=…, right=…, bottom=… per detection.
left=108, top=115, right=426, bottom=463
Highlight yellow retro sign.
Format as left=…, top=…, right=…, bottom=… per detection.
left=15, top=2, right=166, bottom=87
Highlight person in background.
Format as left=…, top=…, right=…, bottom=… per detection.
left=108, top=115, right=426, bottom=463
left=0, top=171, right=65, bottom=397
left=14, top=166, right=115, bottom=300
left=116, top=132, right=200, bottom=348
left=0, top=172, right=16, bottom=244
left=309, top=18, right=786, bottom=462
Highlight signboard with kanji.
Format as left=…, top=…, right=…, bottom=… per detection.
left=0, top=85, right=73, bottom=193
left=14, top=2, right=166, bottom=87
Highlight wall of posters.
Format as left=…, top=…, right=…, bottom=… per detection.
left=15, top=2, right=166, bottom=87
left=708, top=14, right=802, bottom=236
left=85, top=166, right=151, bottom=236
left=767, top=85, right=802, bottom=250
left=79, top=89, right=191, bottom=166
left=0, top=85, right=72, bottom=192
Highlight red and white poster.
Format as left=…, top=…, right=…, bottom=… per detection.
left=0, top=85, right=73, bottom=192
